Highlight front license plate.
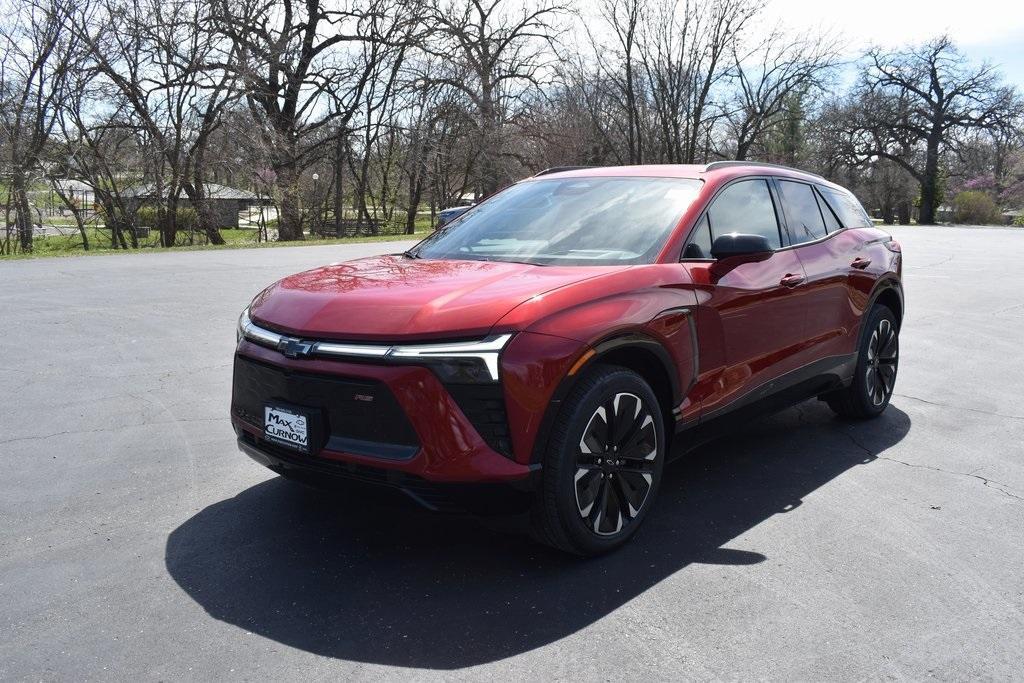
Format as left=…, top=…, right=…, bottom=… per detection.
left=264, top=405, right=310, bottom=452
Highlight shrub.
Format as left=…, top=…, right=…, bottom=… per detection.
left=134, top=205, right=157, bottom=226
left=952, top=191, right=1002, bottom=225
left=135, top=205, right=198, bottom=232
left=96, top=204, right=128, bottom=227
left=1014, top=215, right=1024, bottom=227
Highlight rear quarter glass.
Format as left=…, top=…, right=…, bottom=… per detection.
left=820, top=187, right=872, bottom=228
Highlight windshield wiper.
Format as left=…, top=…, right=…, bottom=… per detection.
left=459, top=255, right=547, bottom=267
left=401, top=249, right=421, bottom=259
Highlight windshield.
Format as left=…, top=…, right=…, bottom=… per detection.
left=411, top=176, right=703, bottom=266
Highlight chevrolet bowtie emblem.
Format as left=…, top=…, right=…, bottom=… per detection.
left=278, top=337, right=315, bottom=359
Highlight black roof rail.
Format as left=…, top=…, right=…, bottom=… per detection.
left=532, top=166, right=593, bottom=177
left=705, top=160, right=823, bottom=179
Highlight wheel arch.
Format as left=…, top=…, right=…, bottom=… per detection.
left=868, top=277, right=904, bottom=329
left=529, top=333, right=681, bottom=464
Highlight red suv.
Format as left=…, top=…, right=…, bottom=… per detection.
left=232, top=162, right=903, bottom=555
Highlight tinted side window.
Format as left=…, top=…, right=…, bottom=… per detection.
left=815, top=188, right=843, bottom=232
left=778, top=180, right=827, bottom=243
left=820, top=187, right=871, bottom=228
left=706, top=179, right=781, bottom=249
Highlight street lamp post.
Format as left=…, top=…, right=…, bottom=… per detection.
left=311, top=173, right=320, bottom=236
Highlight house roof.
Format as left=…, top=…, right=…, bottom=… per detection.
left=53, top=179, right=95, bottom=193
left=120, top=182, right=259, bottom=201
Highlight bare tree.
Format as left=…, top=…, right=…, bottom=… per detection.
left=727, top=28, right=838, bottom=160
left=0, top=0, right=78, bottom=254
left=72, top=0, right=242, bottom=246
left=585, top=0, right=647, bottom=163
left=425, top=0, right=566, bottom=195
left=397, top=67, right=438, bottom=234
left=640, top=0, right=756, bottom=163
left=854, top=35, right=1019, bottom=224
left=5, top=0, right=1024, bottom=260
left=348, top=28, right=413, bottom=232
left=212, top=0, right=419, bottom=240
left=48, top=66, right=145, bottom=248
left=570, top=0, right=759, bottom=165
left=426, top=97, right=478, bottom=212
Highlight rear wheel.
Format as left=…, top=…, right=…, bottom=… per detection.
left=531, top=365, right=665, bottom=556
left=825, top=305, right=899, bottom=418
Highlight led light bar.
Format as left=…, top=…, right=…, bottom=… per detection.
left=237, top=307, right=512, bottom=381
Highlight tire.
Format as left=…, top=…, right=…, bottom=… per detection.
left=531, top=365, right=666, bottom=556
left=825, top=305, right=899, bottom=419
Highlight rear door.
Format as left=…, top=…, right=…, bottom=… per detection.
left=779, top=180, right=872, bottom=361
left=681, top=177, right=809, bottom=419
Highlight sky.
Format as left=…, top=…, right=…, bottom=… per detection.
left=760, top=0, right=1024, bottom=87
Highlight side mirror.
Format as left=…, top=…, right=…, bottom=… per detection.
left=710, top=233, right=773, bottom=260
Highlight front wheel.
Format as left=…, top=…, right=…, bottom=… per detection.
left=825, top=305, right=899, bottom=419
left=531, top=365, right=665, bottom=556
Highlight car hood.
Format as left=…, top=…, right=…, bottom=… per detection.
left=249, top=255, right=621, bottom=341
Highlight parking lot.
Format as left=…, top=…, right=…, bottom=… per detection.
left=2, top=226, right=1022, bottom=680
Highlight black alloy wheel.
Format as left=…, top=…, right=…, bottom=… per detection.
left=532, top=365, right=665, bottom=556
left=574, top=392, right=658, bottom=536
left=824, top=304, right=900, bottom=419
left=865, top=317, right=898, bottom=407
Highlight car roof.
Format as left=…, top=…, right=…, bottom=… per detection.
left=529, top=162, right=843, bottom=191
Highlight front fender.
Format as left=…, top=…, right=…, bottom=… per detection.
left=498, top=269, right=700, bottom=465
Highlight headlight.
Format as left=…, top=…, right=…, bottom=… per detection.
left=389, top=334, right=512, bottom=383
left=237, top=306, right=251, bottom=343
left=238, top=307, right=286, bottom=348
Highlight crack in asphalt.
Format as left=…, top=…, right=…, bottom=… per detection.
left=0, top=418, right=225, bottom=447
left=834, top=426, right=1024, bottom=504
left=907, top=253, right=954, bottom=270
left=894, top=393, right=1024, bottom=421
left=839, top=428, right=875, bottom=459
left=993, top=302, right=1024, bottom=316
left=875, top=455, right=1024, bottom=503
left=0, top=362, right=232, bottom=384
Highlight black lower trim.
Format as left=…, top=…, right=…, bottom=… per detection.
left=697, top=353, right=856, bottom=424
left=237, top=432, right=533, bottom=516
left=324, top=435, right=419, bottom=460
left=670, top=353, right=856, bottom=459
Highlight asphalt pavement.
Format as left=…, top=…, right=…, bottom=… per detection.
left=1, top=227, right=1022, bottom=680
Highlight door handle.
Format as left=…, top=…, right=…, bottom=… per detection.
left=780, top=273, right=805, bottom=287
left=851, top=257, right=872, bottom=269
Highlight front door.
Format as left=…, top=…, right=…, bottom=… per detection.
left=682, top=178, right=809, bottom=419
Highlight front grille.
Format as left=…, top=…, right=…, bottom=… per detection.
left=446, top=384, right=513, bottom=457
left=232, top=355, right=419, bottom=459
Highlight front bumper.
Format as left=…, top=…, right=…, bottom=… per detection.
left=236, top=434, right=533, bottom=514
left=231, top=340, right=535, bottom=484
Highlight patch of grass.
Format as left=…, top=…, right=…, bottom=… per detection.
left=34, top=215, right=82, bottom=227
left=1, top=223, right=433, bottom=260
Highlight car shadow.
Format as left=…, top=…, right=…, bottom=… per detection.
left=165, top=400, right=910, bottom=669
